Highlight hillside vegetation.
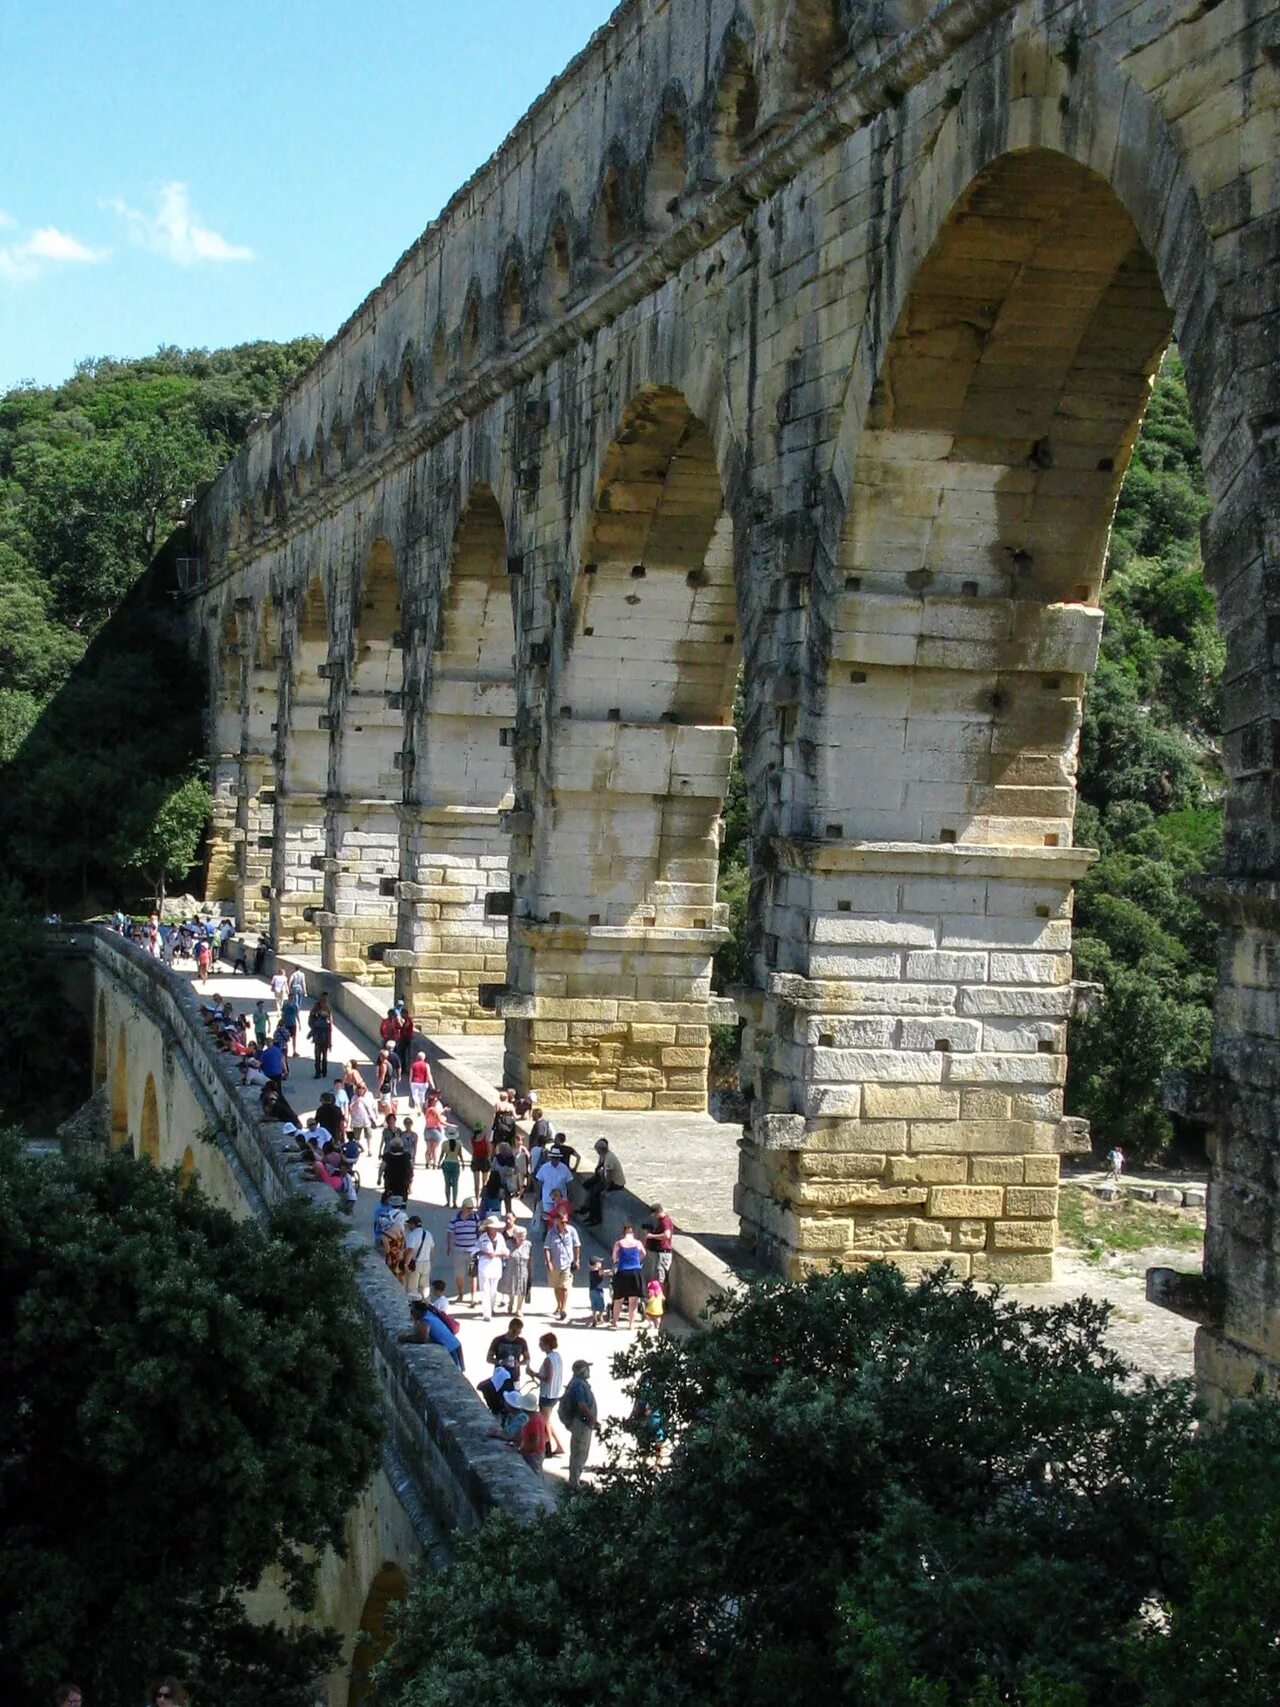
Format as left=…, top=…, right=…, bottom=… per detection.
left=0, top=340, right=321, bottom=908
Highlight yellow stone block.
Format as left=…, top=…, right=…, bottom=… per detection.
left=926, top=1185, right=1004, bottom=1219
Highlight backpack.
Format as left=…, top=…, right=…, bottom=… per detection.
left=557, top=1388, right=576, bottom=1429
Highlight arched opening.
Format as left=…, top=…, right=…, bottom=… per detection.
left=324, top=417, right=346, bottom=479
left=774, top=0, right=844, bottom=93
left=278, top=574, right=331, bottom=949
left=710, top=33, right=759, bottom=177
left=93, top=993, right=107, bottom=1089
left=295, top=442, right=311, bottom=498
left=331, top=538, right=403, bottom=979
left=501, top=261, right=523, bottom=340
left=545, top=220, right=572, bottom=313
left=139, top=1074, right=161, bottom=1168
left=398, top=351, right=416, bottom=418
left=739, top=146, right=1180, bottom=1281
left=372, top=374, right=390, bottom=438
left=509, top=387, right=739, bottom=1109
left=179, top=1146, right=197, bottom=1191
left=591, top=165, right=625, bottom=261
left=403, top=485, right=516, bottom=1031
left=346, top=1561, right=407, bottom=1706
left=110, top=1025, right=129, bottom=1151
left=348, top=393, right=368, bottom=464
left=460, top=295, right=480, bottom=368
left=646, top=110, right=686, bottom=229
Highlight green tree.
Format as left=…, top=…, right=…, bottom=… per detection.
left=114, top=771, right=213, bottom=910
left=377, top=1265, right=1202, bottom=1707
left=0, top=1134, right=381, bottom=1706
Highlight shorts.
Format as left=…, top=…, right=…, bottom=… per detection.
left=612, top=1269, right=643, bottom=1301
left=549, top=1264, right=572, bottom=1289
left=589, top=1286, right=606, bottom=1313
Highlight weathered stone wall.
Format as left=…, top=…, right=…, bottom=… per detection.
left=187, top=0, right=1280, bottom=1390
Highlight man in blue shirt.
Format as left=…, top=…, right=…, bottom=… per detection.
left=258, top=1040, right=286, bottom=1088
left=399, top=1298, right=464, bottom=1370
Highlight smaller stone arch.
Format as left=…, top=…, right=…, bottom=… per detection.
left=110, top=1025, right=129, bottom=1151
left=93, top=992, right=107, bottom=1089
left=590, top=152, right=628, bottom=261
left=398, top=346, right=417, bottom=419
left=348, top=388, right=369, bottom=463
left=295, top=440, right=312, bottom=497
left=543, top=213, right=573, bottom=314
left=500, top=253, right=523, bottom=340
left=325, top=415, right=346, bottom=478
left=179, top=1147, right=197, bottom=1191
left=430, top=323, right=448, bottom=390
left=346, top=1561, right=408, bottom=1706
left=139, top=1073, right=161, bottom=1168
left=372, top=372, right=390, bottom=438
left=646, top=97, right=688, bottom=229
left=709, top=29, right=760, bottom=176
left=459, top=290, right=481, bottom=368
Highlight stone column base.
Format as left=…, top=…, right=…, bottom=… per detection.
left=323, top=801, right=400, bottom=981
left=395, top=807, right=512, bottom=1032
left=274, top=797, right=327, bottom=951
left=499, top=920, right=723, bottom=1109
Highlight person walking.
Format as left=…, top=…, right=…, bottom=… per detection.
left=475, top=1215, right=509, bottom=1321
left=288, top=967, right=306, bottom=1008
left=561, top=1357, right=598, bottom=1489
left=308, top=995, right=334, bottom=1078
left=447, top=1198, right=481, bottom=1304
left=543, top=1205, right=581, bottom=1322
left=610, top=1222, right=646, bottom=1330
left=499, top=1225, right=532, bottom=1312
left=195, top=939, right=211, bottom=983
left=383, top=1135, right=413, bottom=1201
left=403, top=1213, right=433, bottom=1297
left=280, top=991, right=301, bottom=1058
left=408, top=1048, right=433, bottom=1111
left=535, top=1330, right=566, bottom=1457
left=422, top=1090, right=447, bottom=1167
left=469, top=1124, right=492, bottom=1202
left=395, top=1005, right=416, bottom=1083
left=348, top=1084, right=379, bottom=1156
left=440, top=1132, right=464, bottom=1207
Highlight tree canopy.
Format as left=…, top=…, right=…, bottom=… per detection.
left=0, top=338, right=322, bottom=911
left=377, top=1266, right=1279, bottom=1707
left=0, top=1133, right=381, bottom=1706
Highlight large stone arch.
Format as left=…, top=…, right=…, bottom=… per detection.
left=504, top=386, right=742, bottom=1109
left=93, top=992, right=108, bottom=1089
left=277, top=571, right=333, bottom=949
left=237, top=594, right=282, bottom=932
left=110, top=1023, right=129, bottom=1151
left=398, top=484, right=517, bottom=1031
left=345, top=1560, right=407, bottom=1706
left=325, top=537, right=404, bottom=980
left=738, top=53, right=1267, bottom=1304
left=139, top=1073, right=162, bottom=1168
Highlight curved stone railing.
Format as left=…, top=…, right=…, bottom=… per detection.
left=84, top=927, right=556, bottom=1542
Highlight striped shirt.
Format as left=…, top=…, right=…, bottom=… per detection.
left=448, top=1210, right=481, bottom=1255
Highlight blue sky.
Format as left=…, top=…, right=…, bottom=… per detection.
left=0, top=0, right=617, bottom=392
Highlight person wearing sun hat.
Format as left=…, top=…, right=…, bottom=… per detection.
left=562, top=1357, right=598, bottom=1490
left=475, top=1213, right=509, bottom=1321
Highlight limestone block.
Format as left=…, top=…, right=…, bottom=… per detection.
left=905, top=949, right=988, bottom=981
left=971, top=1252, right=1054, bottom=1283
left=909, top=1220, right=952, bottom=1251
left=881, top=1153, right=963, bottom=1192
left=953, top=1221, right=989, bottom=1251
left=654, top=1092, right=707, bottom=1110
left=805, top=1016, right=896, bottom=1048
left=660, top=1045, right=707, bottom=1067
left=945, top=1053, right=1066, bottom=1085
left=988, top=952, right=1070, bottom=985
left=797, top=1153, right=888, bottom=1180
left=899, top=1018, right=981, bottom=1052
left=970, top=1157, right=1024, bottom=1185
left=1022, top=1156, right=1060, bottom=1184
left=862, top=1084, right=959, bottom=1119
left=804, top=1120, right=907, bottom=1154
left=959, top=1090, right=1012, bottom=1119
left=1003, top=1186, right=1058, bottom=1218
left=959, top=986, right=1073, bottom=1017
left=810, top=1049, right=945, bottom=1082
left=927, top=1185, right=1005, bottom=1219
left=911, top=1120, right=1047, bottom=1155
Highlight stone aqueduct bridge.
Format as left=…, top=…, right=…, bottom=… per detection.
left=182, top=0, right=1280, bottom=1401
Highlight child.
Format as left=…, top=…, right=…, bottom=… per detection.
left=643, top=1278, right=665, bottom=1326
left=588, top=1256, right=610, bottom=1326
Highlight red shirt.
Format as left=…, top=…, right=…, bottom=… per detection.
left=410, top=1058, right=431, bottom=1086
left=517, top=1410, right=549, bottom=1465
left=398, top=1015, right=415, bottom=1046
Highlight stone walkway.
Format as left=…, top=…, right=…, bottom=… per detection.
left=188, top=968, right=686, bottom=1486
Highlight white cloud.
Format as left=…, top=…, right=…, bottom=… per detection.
left=107, top=182, right=254, bottom=266
left=0, top=221, right=107, bottom=284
